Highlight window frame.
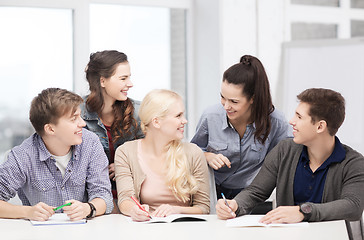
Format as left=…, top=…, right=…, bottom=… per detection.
left=285, top=0, right=364, bottom=40
left=0, top=0, right=195, bottom=138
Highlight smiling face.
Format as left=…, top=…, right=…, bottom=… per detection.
left=101, top=62, right=132, bottom=102
left=158, top=99, right=187, bottom=141
left=49, top=107, right=86, bottom=150
left=220, top=80, right=253, bottom=124
left=289, top=102, right=319, bottom=146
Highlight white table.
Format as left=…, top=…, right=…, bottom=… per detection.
left=0, top=214, right=349, bottom=240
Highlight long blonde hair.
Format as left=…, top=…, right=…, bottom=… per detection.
left=139, top=89, right=198, bottom=202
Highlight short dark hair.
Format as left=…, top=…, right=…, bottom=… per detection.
left=29, top=88, right=83, bottom=136
left=297, top=88, right=345, bottom=136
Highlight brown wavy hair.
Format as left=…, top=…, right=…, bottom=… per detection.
left=85, top=50, right=138, bottom=142
left=223, top=55, right=274, bottom=144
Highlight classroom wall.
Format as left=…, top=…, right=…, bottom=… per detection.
left=190, top=0, right=286, bottom=138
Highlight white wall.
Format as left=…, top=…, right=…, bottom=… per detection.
left=191, top=0, right=286, bottom=137
left=192, top=0, right=221, bottom=130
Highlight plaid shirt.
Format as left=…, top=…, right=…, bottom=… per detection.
left=0, top=129, right=113, bottom=214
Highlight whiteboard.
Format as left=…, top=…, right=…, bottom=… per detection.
left=281, top=38, right=364, bottom=155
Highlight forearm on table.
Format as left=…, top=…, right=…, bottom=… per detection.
left=89, top=198, right=107, bottom=216
left=310, top=199, right=363, bottom=222
left=0, top=200, right=31, bottom=219
left=119, top=199, right=136, bottom=216
left=175, top=205, right=205, bottom=214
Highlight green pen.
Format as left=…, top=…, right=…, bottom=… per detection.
left=53, top=202, right=72, bottom=211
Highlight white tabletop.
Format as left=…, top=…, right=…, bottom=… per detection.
left=0, top=214, right=349, bottom=240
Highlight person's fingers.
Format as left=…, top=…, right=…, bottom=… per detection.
left=214, top=158, right=224, bottom=168
left=153, top=205, right=171, bottom=217
left=217, top=154, right=231, bottom=168
left=31, top=204, right=53, bottom=221
left=36, top=203, right=54, bottom=218
left=67, top=211, right=84, bottom=221
left=208, top=161, right=219, bottom=170
left=142, top=204, right=150, bottom=213
left=216, top=200, right=235, bottom=219
left=216, top=205, right=234, bottom=219
left=152, top=207, right=163, bottom=217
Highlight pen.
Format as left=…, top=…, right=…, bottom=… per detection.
left=221, top=193, right=235, bottom=217
left=130, top=196, right=152, bottom=219
left=53, top=202, right=72, bottom=211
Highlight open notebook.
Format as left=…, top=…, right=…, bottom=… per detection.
left=226, top=215, right=309, bottom=227
left=30, top=213, right=86, bottom=226
left=126, top=214, right=207, bottom=224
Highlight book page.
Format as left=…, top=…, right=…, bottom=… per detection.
left=125, top=214, right=207, bottom=223
left=226, top=215, right=309, bottom=227
left=30, top=213, right=86, bottom=226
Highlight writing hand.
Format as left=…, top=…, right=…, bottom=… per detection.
left=130, top=204, right=151, bottom=222
left=216, top=199, right=237, bottom=220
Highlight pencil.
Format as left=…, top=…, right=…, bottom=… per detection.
left=130, top=196, right=152, bottom=219
left=53, top=202, right=72, bottom=211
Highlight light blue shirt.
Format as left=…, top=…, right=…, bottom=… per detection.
left=0, top=129, right=113, bottom=214
left=191, top=104, right=292, bottom=189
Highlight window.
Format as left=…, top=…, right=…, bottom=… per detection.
left=351, top=20, right=364, bottom=37
left=287, top=0, right=364, bottom=40
left=291, top=0, right=339, bottom=7
left=291, top=22, right=337, bottom=40
left=351, top=0, right=364, bottom=8
left=0, top=7, right=72, bottom=158
left=90, top=4, right=187, bottom=102
left=0, top=1, right=191, bottom=156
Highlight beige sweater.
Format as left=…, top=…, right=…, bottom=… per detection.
left=114, top=140, right=210, bottom=214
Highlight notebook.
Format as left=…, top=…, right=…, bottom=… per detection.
left=127, top=214, right=207, bottom=224
left=226, top=215, right=309, bottom=227
left=30, top=213, right=87, bottom=226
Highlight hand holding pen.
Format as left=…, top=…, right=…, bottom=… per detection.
left=61, top=200, right=90, bottom=221
left=130, top=196, right=152, bottom=221
left=216, top=193, right=237, bottom=220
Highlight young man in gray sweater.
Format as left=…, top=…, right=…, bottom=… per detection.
left=216, top=88, right=364, bottom=224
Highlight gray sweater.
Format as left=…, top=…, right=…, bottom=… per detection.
left=234, top=138, right=364, bottom=222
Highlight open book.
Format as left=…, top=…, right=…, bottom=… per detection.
left=226, top=215, right=308, bottom=227
left=127, top=214, right=207, bottom=224
left=30, top=213, right=87, bottom=226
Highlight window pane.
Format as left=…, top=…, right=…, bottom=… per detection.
left=291, top=0, right=340, bottom=7
left=351, top=0, right=364, bottom=8
left=351, top=20, right=364, bottom=37
left=291, top=22, right=338, bottom=40
left=0, top=7, right=73, bottom=157
left=90, top=4, right=187, bottom=102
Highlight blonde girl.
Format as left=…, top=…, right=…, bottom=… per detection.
left=115, top=89, right=210, bottom=221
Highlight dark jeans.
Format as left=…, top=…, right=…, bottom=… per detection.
left=216, top=184, right=242, bottom=199
left=216, top=184, right=272, bottom=214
